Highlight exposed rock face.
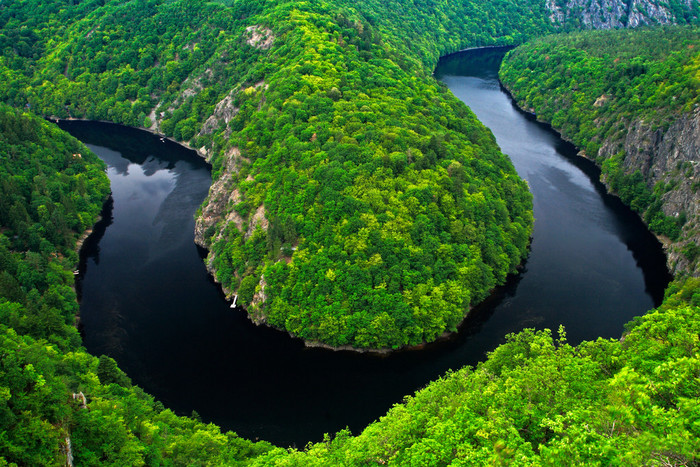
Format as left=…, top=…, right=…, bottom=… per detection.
left=200, top=89, right=239, bottom=136
left=193, top=144, right=271, bottom=303
left=531, top=0, right=699, bottom=275
left=194, top=146, right=245, bottom=250
left=248, top=274, right=268, bottom=323
left=244, top=25, right=275, bottom=50
left=149, top=69, right=212, bottom=133
left=599, top=108, right=700, bottom=275
left=546, top=0, right=681, bottom=29
left=246, top=204, right=269, bottom=240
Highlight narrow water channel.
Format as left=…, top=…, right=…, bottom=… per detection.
left=61, top=47, right=669, bottom=448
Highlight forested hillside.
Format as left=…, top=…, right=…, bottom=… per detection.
left=500, top=26, right=700, bottom=276
left=0, top=103, right=108, bottom=349
left=1, top=0, right=700, bottom=464
left=250, top=278, right=700, bottom=465
left=0, top=105, right=273, bottom=464
left=2, top=0, right=695, bottom=349
left=1, top=0, right=548, bottom=349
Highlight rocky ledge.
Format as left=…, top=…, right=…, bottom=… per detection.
left=599, top=108, right=700, bottom=276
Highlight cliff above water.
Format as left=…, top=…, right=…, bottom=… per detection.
left=1, top=0, right=696, bottom=348
left=546, top=0, right=696, bottom=29
left=500, top=26, right=700, bottom=277
left=1, top=1, right=700, bottom=465
left=598, top=108, right=700, bottom=275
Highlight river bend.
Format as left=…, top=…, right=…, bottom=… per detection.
left=61, top=47, right=669, bottom=447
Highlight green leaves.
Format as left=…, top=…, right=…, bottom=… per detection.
left=500, top=26, right=700, bottom=258
left=3, top=0, right=544, bottom=350
left=195, top=3, right=536, bottom=349
left=3, top=1, right=698, bottom=465
left=0, top=105, right=274, bottom=465
left=251, top=282, right=700, bottom=465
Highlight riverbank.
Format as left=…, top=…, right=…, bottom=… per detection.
left=498, top=29, right=700, bottom=277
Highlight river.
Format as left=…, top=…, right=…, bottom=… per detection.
left=60, top=47, right=669, bottom=448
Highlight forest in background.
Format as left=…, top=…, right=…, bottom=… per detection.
left=501, top=26, right=700, bottom=276
left=0, top=0, right=699, bottom=464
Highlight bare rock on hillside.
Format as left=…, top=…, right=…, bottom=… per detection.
left=245, top=25, right=275, bottom=50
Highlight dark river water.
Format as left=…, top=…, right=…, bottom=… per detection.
left=60, top=47, right=669, bottom=448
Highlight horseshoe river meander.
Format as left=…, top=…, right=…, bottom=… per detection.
left=59, top=47, right=670, bottom=448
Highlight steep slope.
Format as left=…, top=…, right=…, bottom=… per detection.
left=249, top=279, right=700, bottom=465
left=2, top=0, right=542, bottom=349
left=2, top=0, right=696, bottom=348
left=0, top=104, right=272, bottom=465
left=500, top=26, right=700, bottom=276
left=547, top=0, right=699, bottom=28
left=1, top=0, right=700, bottom=464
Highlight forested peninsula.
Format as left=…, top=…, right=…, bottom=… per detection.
left=4, top=0, right=694, bottom=350
left=2, top=0, right=549, bottom=349
left=1, top=0, right=700, bottom=464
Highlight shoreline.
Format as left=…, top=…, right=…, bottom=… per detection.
left=54, top=104, right=531, bottom=356
left=496, top=77, right=673, bottom=277
left=52, top=116, right=211, bottom=162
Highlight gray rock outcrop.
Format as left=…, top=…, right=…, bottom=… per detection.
left=599, top=108, right=700, bottom=275
left=546, top=0, right=687, bottom=29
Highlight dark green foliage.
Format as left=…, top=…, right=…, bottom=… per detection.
left=0, top=324, right=273, bottom=466
left=682, top=242, right=700, bottom=263
left=0, top=103, right=108, bottom=349
left=0, top=107, right=271, bottom=465
left=251, top=279, right=700, bottom=465
left=500, top=26, right=700, bottom=241
left=0, top=0, right=550, bottom=349
left=1, top=0, right=699, bottom=464
left=0, top=0, right=552, bottom=349
left=191, top=0, right=547, bottom=349
left=96, top=355, right=131, bottom=387
left=2, top=2, right=695, bottom=350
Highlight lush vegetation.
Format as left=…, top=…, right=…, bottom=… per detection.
left=2, top=2, right=697, bottom=351
left=0, top=0, right=560, bottom=349
left=209, top=3, right=538, bottom=348
left=0, top=103, right=108, bottom=349
left=250, top=277, right=700, bottom=465
left=0, top=105, right=273, bottom=465
left=2, top=105, right=698, bottom=465
left=2, top=110, right=698, bottom=466
left=2, top=0, right=700, bottom=464
left=500, top=26, right=700, bottom=248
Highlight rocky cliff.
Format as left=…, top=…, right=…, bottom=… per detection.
left=599, top=108, right=700, bottom=275
left=500, top=26, right=700, bottom=277
left=545, top=0, right=693, bottom=29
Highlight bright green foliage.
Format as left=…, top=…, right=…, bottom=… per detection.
left=250, top=279, right=700, bottom=465
left=0, top=0, right=556, bottom=348
left=0, top=103, right=109, bottom=349
left=2, top=0, right=700, bottom=464
left=0, top=107, right=271, bottom=465
left=186, top=0, right=550, bottom=349
left=500, top=26, right=700, bottom=241
left=218, top=3, right=536, bottom=348
left=0, top=325, right=273, bottom=466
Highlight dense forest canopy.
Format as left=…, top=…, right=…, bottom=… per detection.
left=250, top=278, right=700, bottom=465
left=500, top=26, right=700, bottom=275
left=0, top=103, right=108, bottom=349
left=1, top=0, right=549, bottom=349
left=1, top=0, right=699, bottom=463
left=2, top=0, right=697, bottom=348
left=0, top=105, right=273, bottom=464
